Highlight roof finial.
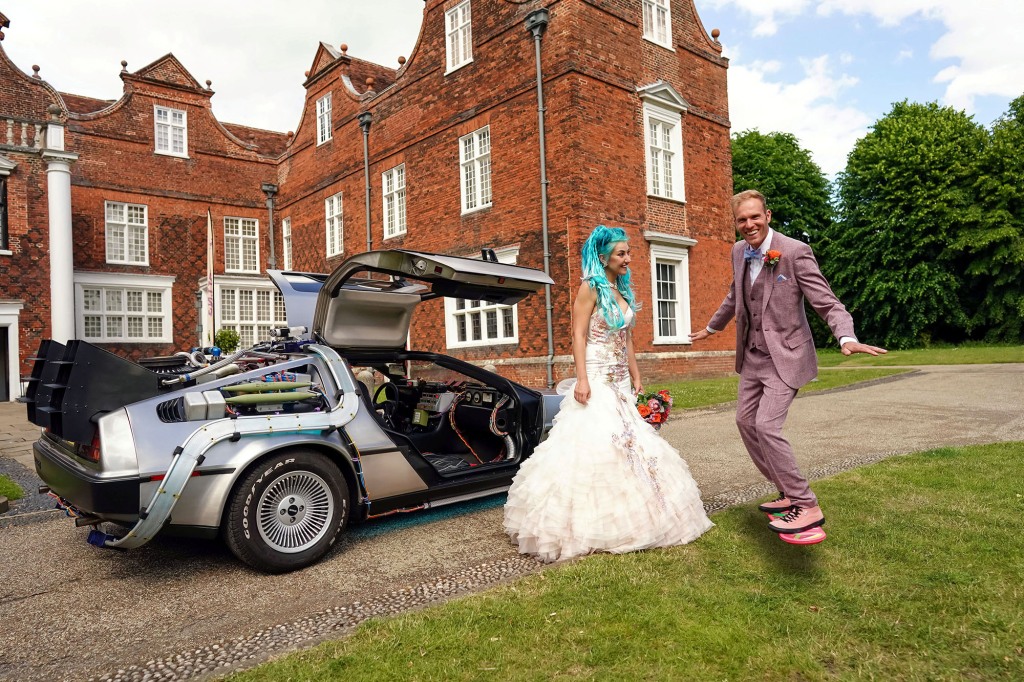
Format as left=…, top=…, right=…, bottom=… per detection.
left=398, top=56, right=406, bottom=66
left=121, top=60, right=128, bottom=72
left=340, top=43, right=348, bottom=56
left=711, top=28, right=721, bottom=42
left=205, top=79, right=212, bottom=89
left=32, top=64, right=41, bottom=78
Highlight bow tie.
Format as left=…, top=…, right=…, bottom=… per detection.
left=743, top=246, right=763, bottom=263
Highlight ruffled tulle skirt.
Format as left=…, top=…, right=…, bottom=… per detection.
left=503, top=378, right=713, bottom=563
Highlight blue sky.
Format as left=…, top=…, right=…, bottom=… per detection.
left=2, top=0, right=1019, bottom=177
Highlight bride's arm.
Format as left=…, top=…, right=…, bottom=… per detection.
left=572, top=282, right=597, bottom=404
left=626, top=330, right=642, bottom=396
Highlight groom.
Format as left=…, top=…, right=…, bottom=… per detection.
left=690, top=190, right=886, bottom=535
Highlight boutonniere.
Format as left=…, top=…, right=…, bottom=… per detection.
left=764, top=250, right=782, bottom=268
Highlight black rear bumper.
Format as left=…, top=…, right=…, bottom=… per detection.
left=33, top=438, right=141, bottom=517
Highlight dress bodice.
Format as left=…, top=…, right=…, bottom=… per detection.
left=585, top=307, right=634, bottom=385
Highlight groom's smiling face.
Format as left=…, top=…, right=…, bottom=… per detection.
left=734, top=198, right=772, bottom=250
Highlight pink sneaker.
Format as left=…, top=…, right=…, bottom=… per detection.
left=757, top=494, right=794, bottom=514
left=768, top=505, right=825, bottom=534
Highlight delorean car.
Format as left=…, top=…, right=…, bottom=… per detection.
left=24, top=249, right=559, bottom=572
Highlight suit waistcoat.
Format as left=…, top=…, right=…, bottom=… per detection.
left=744, top=268, right=769, bottom=352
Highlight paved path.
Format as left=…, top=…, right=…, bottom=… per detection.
left=0, top=364, right=1021, bottom=681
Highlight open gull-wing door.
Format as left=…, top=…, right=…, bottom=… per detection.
left=265, top=270, right=329, bottom=339
left=308, top=250, right=553, bottom=351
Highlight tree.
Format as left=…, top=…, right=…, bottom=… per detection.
left=957, top=95, right=1024, bottom=341
left=731, top=130, right=833, bottom=243
left=825, top=101, right=988, bottom=348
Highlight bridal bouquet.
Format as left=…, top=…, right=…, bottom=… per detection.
left=636, top=389, right=673, bottom=429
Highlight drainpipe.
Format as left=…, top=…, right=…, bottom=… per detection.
left=261, top=183, right=278, bottom=269
left=358, top=112, right=373, bottom=253
left=525, top=8, right=554, bottom=388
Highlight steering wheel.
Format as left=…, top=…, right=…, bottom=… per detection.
left=373, top=382, right=402, bottom=430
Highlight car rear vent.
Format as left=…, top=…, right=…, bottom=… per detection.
left=139, top=355, right=194, bottom=375
left=156, top=398, right=187, bottom=423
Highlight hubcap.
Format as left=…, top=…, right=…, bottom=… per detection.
left=256, top=470, right=335, bottom=553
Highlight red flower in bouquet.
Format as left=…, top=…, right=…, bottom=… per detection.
left=764, top=250, right=782, bottom=268
left=636, top=389, right=673, bottom=429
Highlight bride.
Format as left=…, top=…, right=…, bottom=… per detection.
left=504, top=225, right=713, bottom=562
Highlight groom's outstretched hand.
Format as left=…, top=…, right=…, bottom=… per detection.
left=841, top=341, right=888, bottom=356
left=689, top=328, right=712, bottom=342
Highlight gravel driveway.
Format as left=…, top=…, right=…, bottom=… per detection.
left=1, top=363, right=1021, bottom=681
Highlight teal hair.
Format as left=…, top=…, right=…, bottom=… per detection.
left=581, top=225, right=637, bottom=329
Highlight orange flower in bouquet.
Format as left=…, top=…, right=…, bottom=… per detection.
left=635, top=389, right=673, bottom=430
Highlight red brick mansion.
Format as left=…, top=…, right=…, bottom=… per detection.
left=0, top=0, right=736, bottom=401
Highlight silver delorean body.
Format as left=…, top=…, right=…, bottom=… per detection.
left=25, top=249, right=560, bottom=572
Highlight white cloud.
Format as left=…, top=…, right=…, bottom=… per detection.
left=895, top=49, right=914, bottom=63
left=703, top=0, right=813, bottom=36
left=0, top=0, right=425, bottom=132
left=728, top=55, right=871, bottom=176
left=713, top=0, right=1021, bottom=114
left=818, top=0, right=1023, bottom=111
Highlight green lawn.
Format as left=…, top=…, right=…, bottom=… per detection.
left=817, top=343, right=1024, bottom=367
left=228, top=443, right=1024, bottom=681
left=0, top=473, right=24, bottom=501
left=655, top=367, right=910, bottom=410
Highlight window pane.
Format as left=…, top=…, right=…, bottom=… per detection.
left=105, top=290, right=123, bottom=312
left=502, top=308, right=514, bottom=338
left=471, top=312, right=481, bottom=341
left=486, top=310, right=497, bottom=338
left=127, top=317, right=144, bottom=337
left=105, top=316, right=123, bottom=338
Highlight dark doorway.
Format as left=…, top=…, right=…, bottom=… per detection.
left=0, top=326, right=9, bottom=401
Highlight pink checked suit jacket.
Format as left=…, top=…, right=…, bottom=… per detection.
left=707, top=231, right=856, bottom=389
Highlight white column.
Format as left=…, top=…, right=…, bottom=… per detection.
left=42, top=149, right=78, bottom=343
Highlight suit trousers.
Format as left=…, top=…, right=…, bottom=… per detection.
left=736, top=347, right=817, bottom=508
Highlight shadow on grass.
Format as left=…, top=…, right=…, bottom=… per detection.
left=735, top=504, right=823, bottom=579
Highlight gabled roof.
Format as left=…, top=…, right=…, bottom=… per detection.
left=308, top=42, right=344, bottom=82
left=130, top=53, right=205, bottom=92
left=637, top=80, right=690, bottom=113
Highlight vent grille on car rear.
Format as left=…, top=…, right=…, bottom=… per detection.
left=156, top=398, right=187, bottom=423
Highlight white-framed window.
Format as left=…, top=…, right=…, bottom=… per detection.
left=642, top=0, right=673, bottom=49
left=459, top=126, right=491, bottom=214
left=644, top=232, right=696, bottom=344
left=281, top=217, right=292, bottom=270
left=154, top=105, right=187, bottom=157
left=445, top=1, right=473, bottom=73
left=104, top=201, right=149, bottom=265
left=382, top=165, right=407, bottom=239
left=325, top=192, right=344, bottom=257
left=224, top=217, right=259, bottom=273
left=444, top=246, right=520, bottom=348
left=75, top=272, right=175, bottom=343
left=316, top=93, right=332, bottom=145
left=217, top=279, right=288, bottom=349
left=639, top=83, right=688, bottom=202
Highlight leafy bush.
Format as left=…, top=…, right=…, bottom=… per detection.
left=214, top=328, right=240, bottom=354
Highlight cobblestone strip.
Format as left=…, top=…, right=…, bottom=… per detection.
left=88, top=555, right=546, bottom=682
left=90, top=447, right=912, bottom=682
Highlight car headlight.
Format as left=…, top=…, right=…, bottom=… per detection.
left=97, top=408, right=140, bottom=477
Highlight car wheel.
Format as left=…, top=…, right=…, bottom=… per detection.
left=224, top=449, right=348, bottom=573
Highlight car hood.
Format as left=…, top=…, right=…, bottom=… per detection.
left=268, top=249, right=553, bottom=350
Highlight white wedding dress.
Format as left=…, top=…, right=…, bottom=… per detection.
left=503, top=307, right=713, bottom=563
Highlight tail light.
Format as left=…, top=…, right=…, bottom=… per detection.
left=79, top=432, right=102, bottom=463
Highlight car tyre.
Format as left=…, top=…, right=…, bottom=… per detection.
left=224, top=449, right=348, bottom=573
